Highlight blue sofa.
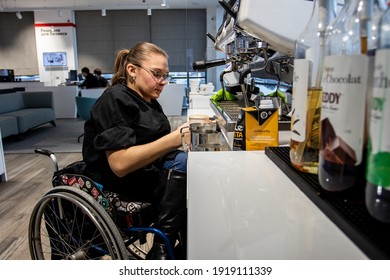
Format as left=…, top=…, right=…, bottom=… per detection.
left=0, top=91, right=56, bottom=138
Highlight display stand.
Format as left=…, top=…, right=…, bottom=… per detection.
left=265, top=146, right=390, bottom=259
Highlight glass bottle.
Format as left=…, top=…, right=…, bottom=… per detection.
left=290, top=0, right=338, bottom=174
left=365, top=0, right=387, bottom=147
left=318, top=0, right=371, bottom=191
left=365, top=0, right=390, bottom=223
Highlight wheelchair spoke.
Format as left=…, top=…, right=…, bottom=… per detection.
left=29, top=189, right=129, bottom=260
left=29, top=185, right=178, bottom=261
left=41, top=199, right=84, bottom=259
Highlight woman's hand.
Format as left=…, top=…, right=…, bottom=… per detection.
left=177, top=122, right=190, bottom=150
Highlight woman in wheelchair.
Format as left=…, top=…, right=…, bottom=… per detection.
left=81, top=42, right=190, bottom=260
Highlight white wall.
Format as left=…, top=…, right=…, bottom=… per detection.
left=34, top=10, right=78, bottom=86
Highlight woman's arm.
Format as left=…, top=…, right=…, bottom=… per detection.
left=106, top=123, right=189, bottom=177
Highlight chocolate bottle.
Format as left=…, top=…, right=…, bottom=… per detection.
left=365, top=0, right=390, bottom=223
left=318, top=0, right=371, bottom=191
left=290, top=0, right=337, bottom=174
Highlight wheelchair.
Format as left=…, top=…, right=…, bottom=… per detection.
left=28, top=148, right=184, bottom=260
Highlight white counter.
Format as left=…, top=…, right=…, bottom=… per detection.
left=27, top=85, right=79, bottom=118
left=80, top=88, right=105, bottom=98
left=186, top=106, right=368, bottom=259
left=187, top=151, right=368, bottom=260
left=0, top=82, right=45, bottom=90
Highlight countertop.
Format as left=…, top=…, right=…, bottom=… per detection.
left=185, top=105, right=370, bottom=260
left=187, top=150, right=368, bottom=259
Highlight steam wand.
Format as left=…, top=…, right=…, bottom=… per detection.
left=239, top=68, right=251, bottom=108
left=219, top=70, right=231, bottom=101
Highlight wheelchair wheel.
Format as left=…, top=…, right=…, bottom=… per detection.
left=28, top=186, right=130, bottom=260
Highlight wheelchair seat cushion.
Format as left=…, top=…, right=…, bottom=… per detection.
left=54, top=160, right=87, bottom=177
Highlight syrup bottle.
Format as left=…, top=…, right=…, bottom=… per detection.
left=318, top=0, right=371, bottom=191
left=290, top=0, right=337, bottom=174
left=365, top=0, right=390, bottom=222
left=364, top=0, right=387, bottom=149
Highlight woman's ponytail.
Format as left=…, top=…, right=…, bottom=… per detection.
left=111, top=49, right=129, bottom=86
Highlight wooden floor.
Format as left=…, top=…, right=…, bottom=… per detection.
left=0, top=152, right=82, bottom=259
left=0, top=114, right=186, bottom=260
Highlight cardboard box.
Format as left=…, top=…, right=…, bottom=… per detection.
left=233, top=98, right=279, bottom=150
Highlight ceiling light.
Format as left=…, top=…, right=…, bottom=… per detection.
left=16, top=11, right=22, bottom=20
left=161, top=0, right=167, bottom=7
left=101, top=9, right=106, bottom=16
left=147, top=7, right=152, bottom=16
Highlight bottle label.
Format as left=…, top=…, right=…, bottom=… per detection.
left=367, top=49, right=390, bottom=187
left=369, top=50, right=390, bottom=154
left=291, top=59, right=310, bottom=142
left=320, top=55, right=368, bottom=166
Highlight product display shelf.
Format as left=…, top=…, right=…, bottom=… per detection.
left=265, top=146, right=390, bottom=260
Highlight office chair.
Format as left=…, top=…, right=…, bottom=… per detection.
left=75, top=96, right=97, bottom=143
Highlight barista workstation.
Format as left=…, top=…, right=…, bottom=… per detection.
left=186, top=0, right=390, bottom=260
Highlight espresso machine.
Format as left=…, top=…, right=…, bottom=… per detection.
left=193, top=0, right=313, bottom=139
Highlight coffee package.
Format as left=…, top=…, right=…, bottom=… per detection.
left=233, top=97, right=279, bottom=151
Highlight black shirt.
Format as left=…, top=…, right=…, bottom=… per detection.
left=82, top=84, right=171, bottom=201
left=79, top=73, right=100, bottom=89
left=97, top=76, right=109, bottom=88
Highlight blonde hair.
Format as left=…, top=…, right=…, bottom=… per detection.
left=111, top=42, right=168, bottom=86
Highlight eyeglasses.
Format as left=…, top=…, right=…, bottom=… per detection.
left=134, top=64, right=171, bottom=83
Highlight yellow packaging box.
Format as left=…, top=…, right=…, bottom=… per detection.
left=233, top=99, right=279, bottom=150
